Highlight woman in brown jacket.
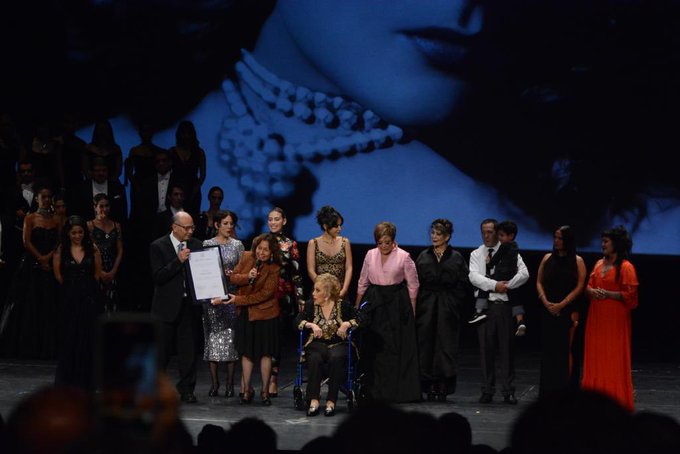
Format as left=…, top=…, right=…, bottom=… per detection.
left=213, top=233, right=281, bottom=405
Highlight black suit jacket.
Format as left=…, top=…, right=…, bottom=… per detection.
left=132, top=172, right=181, bottom=226
left=74, top=179, right=128, bottom=224
left=149, top=234, right=202, bottom=322
left=152, top=209, right=175, bottom=240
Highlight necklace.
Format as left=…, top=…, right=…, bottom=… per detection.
left=218, top=50, right=407, bottom=233
left=321, top=235, right=336, bottom=245
left=433, top=247, right=446, bottom=261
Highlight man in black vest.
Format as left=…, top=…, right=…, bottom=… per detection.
left=149, top=211, right=202, bottom=403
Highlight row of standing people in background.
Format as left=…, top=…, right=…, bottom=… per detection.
left=0, top=117, right=206, bottom=222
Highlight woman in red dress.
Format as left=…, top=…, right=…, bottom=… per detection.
left=581, top=225, right=639, bottom=411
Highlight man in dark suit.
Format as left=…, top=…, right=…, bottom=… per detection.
left=153, top=184, right=186, bottom=240
left=74, top=157, right=127, bottom=224
left=3, top=161, right=35, bottom=272
left=130, top=150, right=181, bottom=241
left=127, top=150, right=180, bottom=312
left=149, top=211, right=202, bottom=403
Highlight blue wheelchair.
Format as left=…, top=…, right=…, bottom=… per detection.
left=292, top=327, right=361, bottom=411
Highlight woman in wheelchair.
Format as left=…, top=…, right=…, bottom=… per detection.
left=296, top=273, right=358, bottom=417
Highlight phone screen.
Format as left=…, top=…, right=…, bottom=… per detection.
left=95, top=313, right=159, bottom=428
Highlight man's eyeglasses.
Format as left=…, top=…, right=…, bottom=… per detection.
left=174, top=223, right=196, bottom=231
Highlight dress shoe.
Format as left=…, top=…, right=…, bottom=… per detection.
left=225, top=384, right=234, bottom=398
left=240, top=388, right=254, bottom=404
left=208, top=384, right=220, bottom=397
left=181, top=393, right=197, bottom=404
left=503, top=394, right=518, bottom=405
left=324, top=405, right=336, bottom=417
left=479, top=392, right=493, bottom=404
left=261, top=391, right=272, bottom=406
left=307, top=405, right=319, bottom=417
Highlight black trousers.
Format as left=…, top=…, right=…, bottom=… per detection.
left=157, top=299, right=201, bottom=395
left=305, top=341, right=348, bottom=403
left=477, top=302, right=515, bottom=397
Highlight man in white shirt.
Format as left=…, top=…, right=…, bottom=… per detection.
left=153, top=184, right=185, bottom=240
left=76, top=157, right=127, bottom=223
left=469, top=218, right=529, bottom=405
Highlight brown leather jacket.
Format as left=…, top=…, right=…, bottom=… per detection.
left=230, top=251, right=281, bottom=321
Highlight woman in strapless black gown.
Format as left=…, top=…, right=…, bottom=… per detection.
left=53, top=215, right=104, bottom=389
left=0, top=186, right=60, bottom=359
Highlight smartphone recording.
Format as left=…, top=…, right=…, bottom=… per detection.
left=94, top=313, right=160, bottom=427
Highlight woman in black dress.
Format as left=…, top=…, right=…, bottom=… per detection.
left=415, top=219, right=472, bottom=402
left=535, top=225, right=586, bottom=397
left=85, top=120, right=123, bottom=182
left=87, top=193, right=123, bottom=312
left=0, top=185, right=60, bottom=359
left=169, top=120, right=206, bottom=218
left=195, top=186, right=224, bottom=242
left=266, top=207, right=304, bottom=396
left=53, top=215, right=104, bottom=389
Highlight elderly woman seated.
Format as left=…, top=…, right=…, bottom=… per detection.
left=295, top=273, right=358, bottom=417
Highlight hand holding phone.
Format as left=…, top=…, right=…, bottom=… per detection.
left=95, top=313, right=160, bottom=439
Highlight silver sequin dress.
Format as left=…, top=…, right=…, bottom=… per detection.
left=202, top=237, right=244, bottom=361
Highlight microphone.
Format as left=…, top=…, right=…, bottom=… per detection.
left=249, top=259, right=262, bottom=285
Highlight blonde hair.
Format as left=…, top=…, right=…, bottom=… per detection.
left=315, top=273, right=341, bottom=303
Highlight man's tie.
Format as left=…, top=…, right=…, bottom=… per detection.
left=177, top=242, right=187, bottom=296
left=486, top=248, right=495, bottom=276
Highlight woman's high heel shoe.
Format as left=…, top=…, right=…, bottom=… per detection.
left=240, top=388, right=254, bottom=404
left=208, top=383, right=220, bottom=397
left=307, top=405, right=319, bottom=417
left=261, top=391, right=272, bottom=406
left=225, top=383, right=234, bottom=398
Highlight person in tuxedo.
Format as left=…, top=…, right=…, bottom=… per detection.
left=127, top=149, right=179, bottom=311
left=130, top=148, right=173, bottom=222
left=3, top=161, right=35, bottom=272
left=75, top=157, right=127, bottom=225
left=153, top=184, right=186, bottom=240
left=149, top=211, right=203, bottom=403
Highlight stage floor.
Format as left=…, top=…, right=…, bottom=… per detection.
left=2, top=346, right=679, bottom=452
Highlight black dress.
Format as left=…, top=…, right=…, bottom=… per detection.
left=54, top=249, right=104, bottom=389
left=90, top=224, right=120, bottom=311
left=0, top=226, right=59, bottom=359
left=169, top=146, right=203, bottom=217
left=415, top=246, right=472, bottom=396
left=539, top=254, right=578, bottom=397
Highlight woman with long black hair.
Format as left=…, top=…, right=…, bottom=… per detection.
left=535, top=225, right=586, bottom=397
left=53, top=215, right=104, bottom=389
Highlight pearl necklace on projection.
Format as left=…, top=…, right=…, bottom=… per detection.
left=218, top=49, right=406, bottom=229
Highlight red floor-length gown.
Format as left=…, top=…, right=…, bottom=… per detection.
left=581, top=259, right=639, bottom=411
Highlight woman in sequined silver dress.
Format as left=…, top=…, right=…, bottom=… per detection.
left=202, top=209, right=244, bottom=397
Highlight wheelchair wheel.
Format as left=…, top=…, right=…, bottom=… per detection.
left=293, top=385, right=306, bottom=410
left=353, top=374, right=370, bottom=408
left=346, top=390, right=355, bottom=411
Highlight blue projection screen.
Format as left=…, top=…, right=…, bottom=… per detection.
left=72, top=1, right=679, bottom=255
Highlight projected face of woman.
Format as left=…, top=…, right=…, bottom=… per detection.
left=266, top=0, right=484, bottom=126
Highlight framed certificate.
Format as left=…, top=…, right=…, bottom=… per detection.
left=186, top=245, right=229, bottom=304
